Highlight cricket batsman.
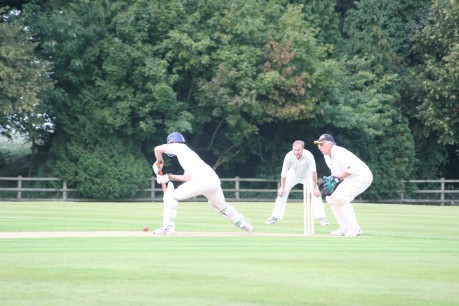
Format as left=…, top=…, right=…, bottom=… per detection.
left=152, top=132, right=253, bottom=235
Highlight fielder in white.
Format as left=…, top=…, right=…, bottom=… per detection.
left=152, top=132, right=253, bottom=235
left=314, top=134, right=373, bottom=237
left=265, top=140, right=329, bottom=226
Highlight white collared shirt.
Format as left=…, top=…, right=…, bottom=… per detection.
left=281, top=149, right=316, bottom=180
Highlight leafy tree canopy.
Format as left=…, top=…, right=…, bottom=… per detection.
left=411, top=0, right=459, bottom=146
left=0, top=6, right=53, bottom=137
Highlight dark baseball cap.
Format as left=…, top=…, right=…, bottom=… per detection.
left=313, top=134, right=336, bottom=144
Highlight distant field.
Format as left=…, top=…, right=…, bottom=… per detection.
left=0, top=201, right=458, bottom=305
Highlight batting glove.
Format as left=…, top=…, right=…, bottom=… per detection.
left=152, top=161, right=163, bottom=175
left=156, top=174, right=169, bottom=185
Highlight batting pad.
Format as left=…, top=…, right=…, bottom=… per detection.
left=161, top=182, right=177, bottom=228
left=163, top=182, right=175, bottom=202
left=220, top=205, right=243, bottom=225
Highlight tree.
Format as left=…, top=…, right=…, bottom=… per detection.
left=0, top=6, right=53, bottom=138
left=302, top=0, right=341, bottom=47
left=21, top=1, right=154, bottom=199
left=410, top=0, right=459, bottom=146
left=319, top=0, right=418, bottom=198
left=400, top=0, right=459, bottom=178
left=16, top=0, right=453, bottom=201
left=151, top=2, right=338, bottom=171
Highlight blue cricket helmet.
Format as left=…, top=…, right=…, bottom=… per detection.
left=166, top=132, right=186, bottom=144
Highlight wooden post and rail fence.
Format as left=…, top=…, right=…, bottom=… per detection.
left=0, top=176, right=458, bottom=205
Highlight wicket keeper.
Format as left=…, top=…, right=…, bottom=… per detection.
left=314, top=134, right=373, bottom=237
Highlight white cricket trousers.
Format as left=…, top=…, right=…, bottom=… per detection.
left=174, top=172, right=224, bottom=203
left=270, top=177, right=326, bottom=220
left=326, top=171, right=373, bottom=231
left=162, top=172, right=245, bottom=227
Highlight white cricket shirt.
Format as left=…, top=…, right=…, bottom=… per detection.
left=281, top=149, right=317, bottom=180
left=161, top=143, right=215, bottom=178
left=325, top=145, right=371, bottom=176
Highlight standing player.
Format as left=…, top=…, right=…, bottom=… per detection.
left=314, top=134, right=373, bottom=237
left=265, top=140, right=329, bottom=226
left=152, top=132, right=253, bottom=235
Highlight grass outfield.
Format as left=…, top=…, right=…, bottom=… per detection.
left=0, top=201, right=458, bottom=306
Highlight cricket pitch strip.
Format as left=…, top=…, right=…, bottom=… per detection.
left=0, top=231, right=310, bottom=239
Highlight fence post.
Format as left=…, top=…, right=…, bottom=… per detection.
left=151, top=177, right=155, bottom=201
left=17, top=175, right=22, bottom=200
left=235, top=176, right=240, bottom=200
left=62, top=180, right=68, bottom=200
left=440, top=178, right=445, bottom=206
left=400, top=180, right=405, bottom=203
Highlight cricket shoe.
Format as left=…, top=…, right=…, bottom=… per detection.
left=239, top=218, right=254, bottom=233
left=153, top=225, right=176, bottom=236
left=319, top=217, right=330, bottom=226
left=264, top=217, right=278, bottom=224
left=345, top=228, right=362, bottom=237
left=331, top=228, right=347, bottom=236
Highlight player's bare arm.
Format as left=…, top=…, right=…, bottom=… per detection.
left=153, top=145, right=191, bottom=182
left=335, top=172, right=351, bottom=181
left=154, top=145, right=166, bottom=165
left=312, top=171, right=321, bottom=197
left=278, top=176, right=286, bottom=196
left=168, top=174, right=191, bottom=182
